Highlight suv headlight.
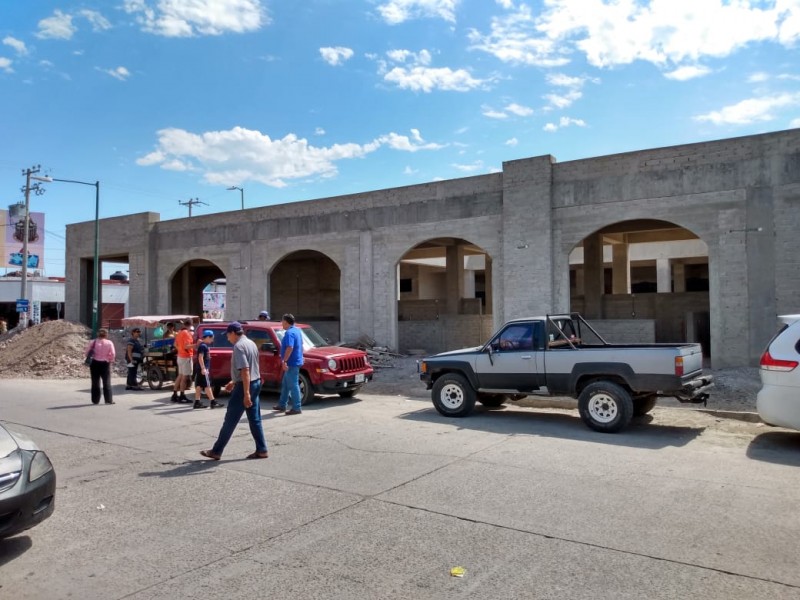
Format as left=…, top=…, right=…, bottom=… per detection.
left=28, top=451, right=53, bottom=482
left=327, top=358, right=337, bottom=371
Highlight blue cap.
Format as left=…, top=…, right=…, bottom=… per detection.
left=202, top=330, right=214, bottom=338
left=226, top=321, right=243, bottom=334
left=259, top=310, right=270, bottom=318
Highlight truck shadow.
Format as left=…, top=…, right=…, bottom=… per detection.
left=400, top=406, right=704, bottom=449
left=746, top=431, right=800, bottom=466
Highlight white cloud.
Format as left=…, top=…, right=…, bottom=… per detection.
left=377, top=0, right=460, bottom=24
left=790, top=118, right=800, bottom=128
left=79, top=9, right=112, bottom=31
left=403, top=165, right=418, bottom=175
left=3, top=37, right=28, bottom=55
left=505, top=102, right=533, bottom=116
left=123, top=0, right=266, bottom=37
left=543, top=116, right=587, bottom=132
left=694, top=92, right=800, bottom=125
left=0, top=57, right=13, bottom=73
left=315, top=127, right=326, bottom=136
left=664, top=65, right=712, bottom=81
left=505, top=137, right=519, bottom=146
left=482, top=106, right=508, bottom=119
left=137, top=126, right=444, bottom=187
left=384, top=65, right=485, bottom=92
left=320, top=46, right=354, bottom=66
left=98, top=66, right=131, bottom=80
left=451, top=160, right=484, bottom=172
left=543, top=89, right=582, bottom=109
left=748, top=72, right=770, bottom=83
left=36, top=10, right=76, bottom=40
left=470, top=0, right=800, bottom=76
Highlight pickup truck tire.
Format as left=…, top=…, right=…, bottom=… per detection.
left=432, top=373, right=476, bottom=417
left=478, top=394, right=507, bottom=408
left=633, top=395, right=657, bottom=416
left=578, top=381, right=634, bottom=433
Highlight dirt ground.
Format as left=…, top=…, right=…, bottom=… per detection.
left=0, top=320, right=760, bottom=418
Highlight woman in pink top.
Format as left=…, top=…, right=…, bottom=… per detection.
left=85, top=328, right=116, bottom=405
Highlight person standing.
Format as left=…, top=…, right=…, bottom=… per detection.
left=162, top=322, right=176, bottom=338
left=193, top=330, right=221, bottom=409
left=257, top=310, right=270, bottom=321
left=85, top=328, right=116, bottom=405
left=171, top=320, right=194, bottom=403
left=125, top=327, right=145, bottom=390
left=200, top=322, right=268, bottom=460
left=273, top=313, right=305, bottom=415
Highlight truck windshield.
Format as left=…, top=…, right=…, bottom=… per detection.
left=272, top=326, right=328, bottom=350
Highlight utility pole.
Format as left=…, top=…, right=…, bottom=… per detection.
left=18, top=165, right=46, bottom=327
left=178, top=197, right=207, bottom=217
left=227, top=186, right=244, bottom=210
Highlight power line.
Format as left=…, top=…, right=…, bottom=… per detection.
left=178, top=197, right=208, bottom=217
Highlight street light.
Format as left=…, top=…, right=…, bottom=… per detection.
left=38, top=176, right=101, bottom=338
left=227, top=186, right=244, bottom=210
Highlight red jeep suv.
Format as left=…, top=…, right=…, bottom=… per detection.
left=200, top=320, right=373, bottom=405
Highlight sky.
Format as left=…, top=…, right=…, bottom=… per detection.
left=1, top=0, right=799, bottom=278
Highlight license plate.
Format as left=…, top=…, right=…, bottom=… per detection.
left=355, top=373, right=365, bottom=383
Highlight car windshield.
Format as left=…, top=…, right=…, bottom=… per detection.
left=273, top=326, right=327, bottom=350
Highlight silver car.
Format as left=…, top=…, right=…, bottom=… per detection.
left=0, top=423, right=56, bottom=538
left=758, top=315, right=800, bottom=431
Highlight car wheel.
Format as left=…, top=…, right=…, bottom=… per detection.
left=299, top=372, right=314, bottom=405
left=432, top=373, right=476, bottom=417
left=478, top=393, right=507, bottom=408
left=578, top=381, right=633, bottom=433
left=147, top=365, right=164, bottom=390
left=338, top=389, right=357, bottom=399
left=633, top=395, right=657, bottom=416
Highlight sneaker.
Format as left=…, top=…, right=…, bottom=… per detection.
left=272, top=405, right=286, bottom=412
left=192, top=400, right=205, bottom=409
left=209, top=400, right=224, bottom=409
left=179, top=395, right=190, bottom=403
left=285, top=409, right=302, bottom=416
left=170, top=394, right=179, bottom=403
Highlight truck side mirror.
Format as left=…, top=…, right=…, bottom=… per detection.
left=261, top=342, right=278, bottom=353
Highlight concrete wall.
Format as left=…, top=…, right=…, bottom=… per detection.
left=65, top=129, right=800, bottom=367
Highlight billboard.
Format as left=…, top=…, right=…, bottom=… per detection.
left=2, top=208, right=45, bottom=270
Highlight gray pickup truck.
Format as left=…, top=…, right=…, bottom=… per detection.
left=418, top=313, right=714, bottom=433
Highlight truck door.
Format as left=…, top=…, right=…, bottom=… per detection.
left=474, top=322, right=544, bottom=392
left=245, top=328, right=281, bottom=386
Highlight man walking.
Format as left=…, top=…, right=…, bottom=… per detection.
left=171, top=319, right=194, bottom=403
left=200, top=322, right=268, bottom=460
left=125, top=327, right=144, bottom=390
left=273, top=313, right=304, bottom=415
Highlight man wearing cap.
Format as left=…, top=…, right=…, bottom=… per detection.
left=193, top=330, right=221, bottom=409
left=257, top=310, right=270, bottom=321
left=201, top=322, right=268, bottom=460
left=125, top=327, right=144, bottom=391
left=171, top=319, right=194, bottom=403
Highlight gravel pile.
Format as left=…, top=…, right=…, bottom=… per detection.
left=0, top=320, right=128, bottom=380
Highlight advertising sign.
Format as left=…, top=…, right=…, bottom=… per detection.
left=2, top=208, right=46, bottom=270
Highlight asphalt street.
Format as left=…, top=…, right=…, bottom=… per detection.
left=1, top=378, right=799, bottom=599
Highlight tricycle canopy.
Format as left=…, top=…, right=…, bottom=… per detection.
left=120, top=315, right=200, bottom=327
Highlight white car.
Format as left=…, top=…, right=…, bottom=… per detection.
left=757, top=315, right=800, bottom=431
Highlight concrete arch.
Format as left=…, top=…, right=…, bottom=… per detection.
left=169, top=258, right=227, bottom=317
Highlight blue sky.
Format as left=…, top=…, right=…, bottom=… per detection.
left=1, top=0, right=799, bottom=277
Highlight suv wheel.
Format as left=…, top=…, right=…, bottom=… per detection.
left=299, top=372, right=314, bottom=405
left=432, top=373, right=476, bottom=417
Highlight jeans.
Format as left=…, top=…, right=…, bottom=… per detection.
left=278, top=365, right=302, bottom=411
left=89, top=360, right=113, bottom=404
left=211, top=379, right=267, bottom=456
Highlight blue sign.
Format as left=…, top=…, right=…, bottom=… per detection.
left=16, top=299, right=29, bottom=313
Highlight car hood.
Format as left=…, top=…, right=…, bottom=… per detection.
left=306, top=346, right=367, bottom=360
left=428, top=346, right=483, bottom=358
left=0, top=424, right=40, bottom=458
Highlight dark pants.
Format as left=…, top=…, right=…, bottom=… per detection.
left=126, top=362, right=140, bottom=387
left=89, top=360, right=113, bottom=404
left=211, top=380, right=267, bottom=456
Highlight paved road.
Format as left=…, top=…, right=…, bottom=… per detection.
left=1, top=378, right=799, bottom=599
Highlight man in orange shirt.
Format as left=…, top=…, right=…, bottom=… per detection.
left=171, top=319, right=195, bottom=403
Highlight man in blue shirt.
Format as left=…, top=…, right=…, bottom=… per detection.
left=273, top=313, right=304, bottom=415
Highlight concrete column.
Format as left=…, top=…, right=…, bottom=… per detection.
left=583, top=233, right=604, bottom=319
left=574, top=268, right=585, bottom=296
left=611, top=243, right=630, bottom=294
left=656, top=258, right=671, bottom=293
left=446, top=244, right=465, bottom=315
left=485, top=256, right=493, bottom=314
left=673, top=261, right=686, bottom=293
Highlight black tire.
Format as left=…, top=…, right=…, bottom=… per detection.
left=299, top=372, right=314, bottom=405
left=338, top=389, right=357, bottom=399
left=147, top=365, right=164, bottom=390
left=431, top=373, right=476, bottom=417
left=478, top=394, right=507, bottom=408
left=578, top=381, right=634, bottom=433
left=136, top=364, right=145, bottom=387
left=633, top=395, right=658, bottom=416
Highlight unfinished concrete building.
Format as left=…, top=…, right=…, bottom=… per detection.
left=65, top=128, right=800, bottom=368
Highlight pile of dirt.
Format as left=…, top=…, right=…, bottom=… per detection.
left=0, top=321, right=128, bottom=380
